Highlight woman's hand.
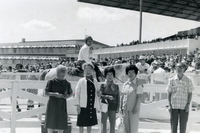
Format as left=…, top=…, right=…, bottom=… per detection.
left=77, top=105, right=81, bottom=115
left=107, top=95, right=114, bottom=100
left=62, top=94, right=71, bottom=99
left=54, top=93, right=63, bottom=98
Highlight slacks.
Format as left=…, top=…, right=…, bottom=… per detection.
left=170, top=109, right=189, bottom=133
left=101, top=111, right=116, bottom=133
left=124, top=110, right=140, bottom=133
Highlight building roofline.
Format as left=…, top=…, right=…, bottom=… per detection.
left=20, top=39, right=109, bottom=47
left=0, top=39, right=110, bottom=47
left=20, top=39, right=84, bottom=43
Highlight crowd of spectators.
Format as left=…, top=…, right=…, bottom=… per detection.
left=97, top=48, right=200, bottom=73
left=0, top=47, right=200, bottom=74
left=0, top=61, right=76, bottom=73
left=116, top=33, right=200, bottom=47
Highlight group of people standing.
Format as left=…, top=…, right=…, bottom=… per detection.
left=44, top=62, right=143, bottom=133
left=43, top=36, right=194, bottom=133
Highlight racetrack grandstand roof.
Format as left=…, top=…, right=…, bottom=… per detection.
left=0, top=39, right=109, bottom=48
left=78, top=0, right=200, bottom=21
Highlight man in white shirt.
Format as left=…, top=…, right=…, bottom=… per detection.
left=136, top=56, right=150, bottom=74
left=136, top=55, right=150, bottom=83
left=153, top=61, right=166, bottom=73
left=78, top=36, right=93, bottom=63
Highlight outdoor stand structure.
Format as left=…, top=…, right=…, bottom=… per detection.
left=78, top=0, right=200, bottom=43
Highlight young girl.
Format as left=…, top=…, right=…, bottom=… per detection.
left=45, top=65, right=73, bottom=133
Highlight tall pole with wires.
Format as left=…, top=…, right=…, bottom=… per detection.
left=139, top=0, right=143, bottom=44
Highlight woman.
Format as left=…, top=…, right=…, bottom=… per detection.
left=74, top=63, right=100, bottom=133
left=45, top=65, right=73, bottom=133
left=100, top=67, right=120, bottom=133
left=121, top=65, right=143, bottom=133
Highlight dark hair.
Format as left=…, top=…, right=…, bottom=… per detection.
left=85, top=36, right=93, bottom=44
left=104, top=67, right=115, bottom=77
left=118, top=57, right=122, bottom=61
left=125, top=64, right=138, bottom=75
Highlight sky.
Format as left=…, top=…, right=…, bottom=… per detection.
left=0, top=0, right=200, bottom=46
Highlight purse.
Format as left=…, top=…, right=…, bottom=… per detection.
left=100, top=100, right=108, bottom=113
left=116, top=114, right=125, bottom=133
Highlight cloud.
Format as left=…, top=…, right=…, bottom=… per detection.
left=77, top=7, right=133, bottom=22
left=23, top=20, right=56, bottom=30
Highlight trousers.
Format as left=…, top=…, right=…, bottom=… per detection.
left=124, top=110, right=140, bottom=133
left=101, top=111, right=116, bottom=133
left=170, top=109, right=189, bottom=133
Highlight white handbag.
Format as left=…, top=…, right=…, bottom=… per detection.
left=100, top=100, right=108, bottom=113
left=116, top=114, right=125, bottom=133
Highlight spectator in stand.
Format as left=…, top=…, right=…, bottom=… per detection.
left=146, top=55, right=154, bottom=65
left=166, top=58, right=175, bottom=73
left=7, top=66, right=13, bottom=72
left=115, top=57, right=122, bottom=64
left=136, top=55, right=150, bottom=74
left=153, top=61, right=166, bottom=73
left=25, top=64, right=29, bottom=70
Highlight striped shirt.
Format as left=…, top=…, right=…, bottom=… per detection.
left=166, top=75, right=194, bottom=110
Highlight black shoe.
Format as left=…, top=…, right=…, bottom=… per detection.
left=17, top=108, right=21, bottom=112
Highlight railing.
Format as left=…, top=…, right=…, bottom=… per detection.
left=0, top=80, right=47, bottom=133
left=94, top=39, right=189, bottom=54
left=0, top=72, right=200, bottom=133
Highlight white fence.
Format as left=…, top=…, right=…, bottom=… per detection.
left=0, top=72, right=199, bottom=133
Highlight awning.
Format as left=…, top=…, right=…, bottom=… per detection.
left=0, top=56, right=60, bottom=61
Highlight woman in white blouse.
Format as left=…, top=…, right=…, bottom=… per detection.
left=74, top=63, right=100, bottom=133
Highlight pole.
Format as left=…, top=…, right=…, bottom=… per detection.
left=85, top=29, right=87, bottom=38
left=11, top=81, right=18, bottom=133
left=139, top=0, right=143, bottom=44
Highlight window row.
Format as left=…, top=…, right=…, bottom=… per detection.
left=0, top=48, right=79, bottom=54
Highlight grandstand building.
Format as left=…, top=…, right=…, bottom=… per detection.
left=94, top=38, right=200, bottom=59
left=0, top=38, right=109, bottom=67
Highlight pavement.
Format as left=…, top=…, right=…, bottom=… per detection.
left=0, top=99, right=200, bottom=133
left=0, top=115, right=200, bottom=133
left=1, top=128, right=200, bottom=133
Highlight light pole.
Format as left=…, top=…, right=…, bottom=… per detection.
left=139, top=0, right=143, bottom=44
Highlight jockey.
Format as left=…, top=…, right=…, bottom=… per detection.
left=78, top=36, right=93, bottom=63
left=78, top=36, right=104, bottom=82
